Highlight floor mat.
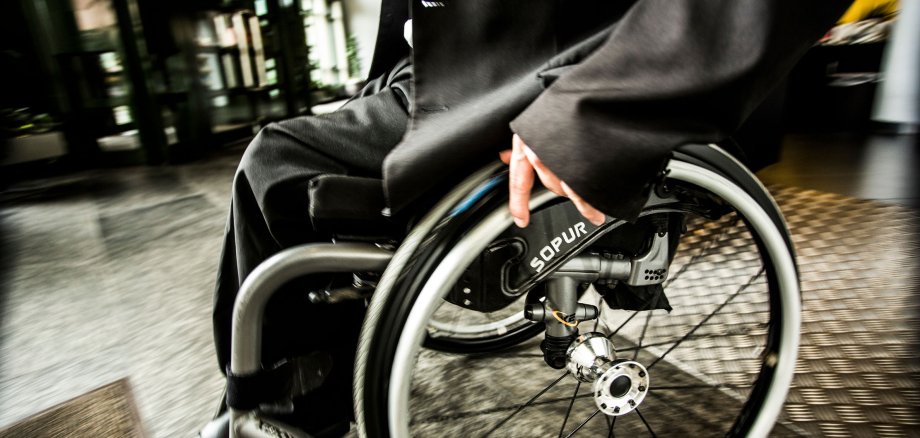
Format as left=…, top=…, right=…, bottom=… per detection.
left=0, top=379, right=145, bottom=438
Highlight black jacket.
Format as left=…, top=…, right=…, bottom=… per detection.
left=373, top=0, right=849, bottom=220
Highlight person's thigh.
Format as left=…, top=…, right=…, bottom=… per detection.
left=238, top=88, right=410, bottom=243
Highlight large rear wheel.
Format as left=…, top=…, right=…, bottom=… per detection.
left=358, top=158, right=800, bottom=437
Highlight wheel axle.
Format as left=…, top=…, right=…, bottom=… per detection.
left=566, top=332, right=650, bottom=416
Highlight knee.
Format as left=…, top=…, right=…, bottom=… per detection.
left=238, top=123, right=281, bottom=178
left=232, top=124, right=285, bottom=206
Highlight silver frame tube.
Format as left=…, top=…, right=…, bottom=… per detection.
left=228, top=243, right=392, bottom=437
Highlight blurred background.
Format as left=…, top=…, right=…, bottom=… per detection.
left=0, top=0, right=917, bottom=437
left=0, top=0, right=381, bottom=170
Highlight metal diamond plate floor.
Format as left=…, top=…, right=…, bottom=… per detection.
left=769, top=186, right=920, bottom=437
left=404, top=185, right=920, bottom=437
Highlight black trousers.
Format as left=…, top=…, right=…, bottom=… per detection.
left=213, top=60, right=412, bottom=426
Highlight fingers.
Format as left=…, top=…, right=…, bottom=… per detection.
left=506, top=134, right=606, bottom=228
left=508, top=139, right=534, bottom=228
left=561, top=182, right=606, bottom=226
left=514, top=134, right=564, bottom=196
left=522, top=144, right=565, bottom=197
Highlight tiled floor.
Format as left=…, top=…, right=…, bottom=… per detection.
left=0, top=133, right=917, bottom=437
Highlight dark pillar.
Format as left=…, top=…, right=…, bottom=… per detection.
left=112, top=0, right=167, bottom=164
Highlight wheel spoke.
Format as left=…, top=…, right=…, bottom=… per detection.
left=558, top=381, right=582, bottom=437
left=606, top=415, right=616, bottom=438
left=563, top=409, right=601, bottom=438
left=413, top=393, right=596, bottom=426
left=635, top=408, right=657, bottom=437
left=633, top=310, right=654, bottom=361
left=483, top=372, right=569, bottom=437
left=607, top=309, right=643, bottom=339
left=647, top=267, right=765, bottom=370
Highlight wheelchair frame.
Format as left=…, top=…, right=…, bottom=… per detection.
left=221, top=144, right=800, bottom=438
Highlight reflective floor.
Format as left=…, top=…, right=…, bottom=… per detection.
left=758, top=133, right=920, bottom=208
left=0, top=133, right=917, bottom=437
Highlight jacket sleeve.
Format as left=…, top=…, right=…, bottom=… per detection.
left=509, top=0, right=849, bottom=221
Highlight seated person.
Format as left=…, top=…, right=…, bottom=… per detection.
left=211, top=0, right=848, bottom=435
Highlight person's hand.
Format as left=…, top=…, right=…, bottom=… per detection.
left=500, top=134, right=605, bottom=228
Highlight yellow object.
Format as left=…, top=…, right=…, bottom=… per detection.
left=839, top=0, right=899, bottom=24
left=551, top=310, right=579, bottom=328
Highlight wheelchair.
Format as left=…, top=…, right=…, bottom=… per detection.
left=204, top=142, right=800, bottom=437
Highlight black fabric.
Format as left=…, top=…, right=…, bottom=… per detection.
left=383, top=20, right=618, bottom=215
left=511, top=0, right=849, bottom=220
left=382, top=1, right=628, bottom=215
left=225, top=360, right=293, bottom=411
left=598, top=283, right=673, bottom=313
left=377, top=0, right=850, bottom=220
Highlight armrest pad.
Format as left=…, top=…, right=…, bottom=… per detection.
left=308, top=175, right=402, bottom=240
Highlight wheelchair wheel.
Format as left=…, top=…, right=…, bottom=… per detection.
left=357, top=155, right=800, bottom=437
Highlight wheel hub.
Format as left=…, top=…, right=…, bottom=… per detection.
left=594, top=360, right=649, bottom=416
left=566, top=332, right=650, bottom=416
